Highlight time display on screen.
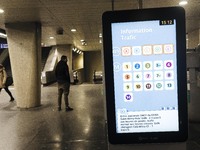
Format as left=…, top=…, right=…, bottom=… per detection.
left=160, top=20, right=174, bottom=25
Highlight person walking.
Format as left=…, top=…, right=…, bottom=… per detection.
left=55, top=55, right=73, bottom=111
left=0, top=64, right=15, bottom=102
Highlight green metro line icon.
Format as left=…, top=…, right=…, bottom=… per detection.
left=156, top=83, right=162, bottom=88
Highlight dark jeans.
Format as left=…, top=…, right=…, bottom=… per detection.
left=0, top=87, right=14, bottom=99
left=57, top=82, right=70, bottom=108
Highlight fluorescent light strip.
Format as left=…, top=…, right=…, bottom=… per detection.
left=179, top=0, right=188, bottom=5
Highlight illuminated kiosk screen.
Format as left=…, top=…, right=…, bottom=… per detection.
left=112, top=20, right=178, bottom=133
left=102, top=7, right=187, bottom=144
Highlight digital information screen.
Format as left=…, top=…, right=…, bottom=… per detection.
left=102, top=7, right=187, bottom=144
left=111, top=20, right=178, bottom=133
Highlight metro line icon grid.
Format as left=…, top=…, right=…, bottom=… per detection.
left=116, top=45, right=175, bottom=103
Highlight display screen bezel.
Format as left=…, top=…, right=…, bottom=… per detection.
left=102, top=7, right=188, bottom=144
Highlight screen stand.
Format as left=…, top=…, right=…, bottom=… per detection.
left=108, top=142, right=186, bottom=150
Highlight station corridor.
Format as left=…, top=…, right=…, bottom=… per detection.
left=0, top=83, right=200, bottom=150
left=0, top=84, right=107, bottom=150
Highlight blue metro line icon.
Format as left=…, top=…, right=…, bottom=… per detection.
left=135, top=63, right=140, bottom=69
left=133, top=62, right=142, bottom=71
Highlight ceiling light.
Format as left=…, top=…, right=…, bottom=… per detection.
left=0, top=9, right=4, bottom=13
left=0, top=33, right=7, bottom=38
left=49, top=36, right=54, bottom=39
left=81, top=42, right=87, bottom=46
left=179, top=0, right=188, bottom=5
left=99, top=39, right=102, bottom=44
left=99, top=33, right=102, bottom=38
left=71, top=29, right=77, bottom=32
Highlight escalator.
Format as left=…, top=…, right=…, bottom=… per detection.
left=41, top=46, right=57, bottom=85
left=41, top=46, right=51, bottom=71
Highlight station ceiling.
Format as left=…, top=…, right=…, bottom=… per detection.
left=0, top=0, right=199, bottom=51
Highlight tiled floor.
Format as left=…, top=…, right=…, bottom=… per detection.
left=0, top=83, right=199, bottom=150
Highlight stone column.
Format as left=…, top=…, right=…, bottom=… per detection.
left=188, top=29, right=200, bottom=49
left=5, top=22, right=41, bottom=108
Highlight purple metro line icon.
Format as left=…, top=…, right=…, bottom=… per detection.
left=125, top=94, right=132, bottom=101
left=166, top=62, right=172, bottom=68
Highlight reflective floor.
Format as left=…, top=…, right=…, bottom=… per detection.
left=0, top=84, right=107, bottom=150
left=0, top=83, right=199, bottom=150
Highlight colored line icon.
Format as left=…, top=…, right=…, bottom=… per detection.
left=143, top=45, right=152, bottom=55
left=133, top=62, right=142, bottom=71
left=123, top=62, right=132, bottom=71
left=164, top=44, right=173, bottom=54
left=153, top=45, right=163, bottom=54
left=122, top=46, right=132, bottom=56
left=164, top=60, right=173, bottom=69
left=124, top=93, right=133, bottom=102
left=132, top=46, right=142, bottom=55
left=123, top=73, right=132, bottom=81
left=143, top=61, right=152, bottom=70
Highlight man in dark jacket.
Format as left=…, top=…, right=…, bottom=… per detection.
left=55, top=55, right=73, bottom=111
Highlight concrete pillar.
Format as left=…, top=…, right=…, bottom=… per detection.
left=5, top=22, right=41, bottom=108
left=187, top=52, right=200, bottom=121
left=188, top=29, right=200, bottom=49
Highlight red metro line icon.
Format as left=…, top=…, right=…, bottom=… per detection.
left=121, top=46, right=132, bottom=56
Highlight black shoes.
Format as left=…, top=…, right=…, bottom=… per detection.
left=58, top=107, right=62, bottom=111
left=58, top=106, right=73, bottom=111
left=66, top=106, right=73, bottom=111
left=9, top=98, right=15, bottom=102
